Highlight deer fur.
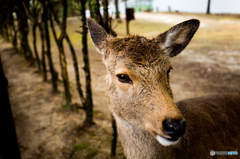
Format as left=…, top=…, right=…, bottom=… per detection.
left=87, top=18, right=240, bottom=159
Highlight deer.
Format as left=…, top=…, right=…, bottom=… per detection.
left=87, top=18, right=240, bottom=159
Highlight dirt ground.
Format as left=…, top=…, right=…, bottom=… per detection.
left=0, top=12, right=240, bottom=159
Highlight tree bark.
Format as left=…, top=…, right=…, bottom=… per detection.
left=11, top=13, right=19, bottom=52
left=0, top=57, right=22, bottom=159
left=32, top=23, right=42, bottom=73
left=80, top=0, right=94, bottom=126
left=88, top=0, right=94, bottom=19
left=19, top=13, right=34, bottom=64
left=23, top=0, right=42, bottom=72
left=15, top=1, right=35, bottom=65
left=38, top=22, right=47, bottom=81
left=49, top=0, right=72, bottom=106
left=42, top=0, right=58, bottom=92
left=111, top=114, right=117, bottom=156
left=103, top=0, right=109, bottom=33
left=65, top=35, right=85, bottom=106
left=115, top=0, right=120, bottom=19
left=4, top=24, right=10, bottom=42
left=49, top=1, right=85, bottom=106
left=206, top=0, right=211, bottom=14
left=95, top=0, right=103, bottom=26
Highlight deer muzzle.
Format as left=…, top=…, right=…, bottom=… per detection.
left=146, top=101, right=186, bottom=146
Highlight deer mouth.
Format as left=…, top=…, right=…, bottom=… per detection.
left=156, top=135, right=180, bottom=146
left=149, top=130, right=180, bottom=146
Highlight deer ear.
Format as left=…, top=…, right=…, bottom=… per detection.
left=154, top=19, right=200, bottom=57
left=87, top=18, right=109, bottom=53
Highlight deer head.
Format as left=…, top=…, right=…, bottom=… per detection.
left=88, top=19, right=200, bottom=146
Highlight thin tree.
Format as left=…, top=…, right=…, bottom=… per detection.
left=39, top=14, right=47, bottom=81
left=49, top=1, right=85, bottom=107
left=0, top=0, right=11, bottom=41
left=49, top=0, right=72, bottom=107
left=40, top=0, right=58, bottom=92
left=80, top=0, right=94, bottom=126
left=88, top=0, right=94, bottom=19
left=10, top=12, right=19, bottom=53
left=87, top=0, right=118, bottom=155
left=95, top=0, right=104, bottom=26
left=14, top=0, right=35, bottom=65
left=115, top=0, right=120, bottom=19
left=103, top=0, right=109, bottom=33
left=206, top=0, right=211, bottom=14
left=23, top=1, right=42, bottom=73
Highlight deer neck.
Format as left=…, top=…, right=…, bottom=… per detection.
left=114, top=115, right=174, bottom=159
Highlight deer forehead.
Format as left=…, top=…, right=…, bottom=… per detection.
left=105, top=36, right=165, bottom=63
left=105, top=35, right=172, bottom=75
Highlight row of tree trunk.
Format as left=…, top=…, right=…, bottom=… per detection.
left=0, top=0, right=120, bottom=157
left=0, top=0, right=95, bottom=126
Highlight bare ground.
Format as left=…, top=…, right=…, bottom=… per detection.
left=1, top=12, right=240, bottom=159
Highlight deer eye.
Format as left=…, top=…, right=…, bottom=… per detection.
left=116, top=74, right=132, bottom=84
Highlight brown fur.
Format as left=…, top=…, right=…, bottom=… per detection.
left=88, top=18, right=240, bottom=159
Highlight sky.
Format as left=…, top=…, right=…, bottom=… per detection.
left=108, top=0, right=240, bottom=14
left=152, top=0, right=240, bottom=13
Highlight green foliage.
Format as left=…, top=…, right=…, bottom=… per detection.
left=61, top=104, right=66, bottom=108
left=56, top=126, right=63, bottom=131
left=70, top=142, right=91, bottom=158
left=89, top=132, right=96, bottom=137
left=86, top=148, right=98, bottom=159
left=79, top=141, right=90, bottom=150
left=93, top=109, right=98, bottom=114
left=90, top=0, right=99, bottom=22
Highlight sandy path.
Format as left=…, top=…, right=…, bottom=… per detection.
left=0, top=41, right=84, bottom=159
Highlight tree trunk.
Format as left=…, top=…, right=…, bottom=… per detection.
left=111, top=114, right=118, bottom=156
left=81, top=0, right=94, bottom=126
left=0, top=57, right=22, bottom=159
left=38, top=22, right=47, bottom=81
left=49, top=1, right=85, bottom=106
left=32, top=23, right=42, bottom=72
left=42, top=0, right=58, bottom=92
left=115, top=0, right=120, bottom=19
left=60, top=0, right=72, bottom=106
left=4, top=24, right=10, bottom=42
left=103, top=0, right=109, bottom=33
left=26, top=35, right=35, bottom=65
left=206, top=0, right=211, bottom=14
left=88, top=0, right=94, bottom=19
left=49, top=0, right=72, bottom=106
left=95, top=0, right=103, bottom=26
left=16, top=2, right=35, bottom=65
left=65, top=35, right=85, bottom=106
left=10, top=13, right=19, bottom=52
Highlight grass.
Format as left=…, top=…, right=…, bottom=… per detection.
left=86, top=148, right=98, bottom=159
left=114, top=14, right=240, bottom=53
left=188, top=24, right=240, bottom=52
left=160, top=12, right=240, bottom=21
left=114, top=20, right=172, bottom=38
left=70, top=142, right=90, bottom=158
left=27, top=12, right=240, bottom=60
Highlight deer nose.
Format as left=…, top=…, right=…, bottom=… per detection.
left=162, top=119, right=186, bottom=139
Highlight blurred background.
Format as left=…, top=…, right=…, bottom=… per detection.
left=0, top=0, right=240, bottom=158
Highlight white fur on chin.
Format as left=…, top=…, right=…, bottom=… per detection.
left=156, top=135, right=179, bottom=146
